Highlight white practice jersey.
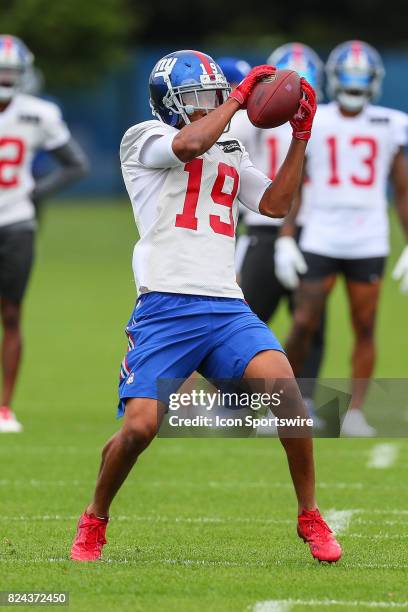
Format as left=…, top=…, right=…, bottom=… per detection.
left=0, top=93, right=71, bottom=227
left=120, top=120, right=272, bottom=298
left=301, top=102, right=408, bottom=258
left=228, top=110, right=311, bottom=227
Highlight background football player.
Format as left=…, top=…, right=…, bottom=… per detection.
left=216, top=56, right=251, bottom=90
left=283, top=41, right=408, bottom=436
left=0, top=35, right=89, bottom=433
left=70, top=49, right=341, bottom=564
left=222, top=45, right=326, bottom=420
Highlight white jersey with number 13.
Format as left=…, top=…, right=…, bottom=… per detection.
left=301, top=102, right=408, bottom=258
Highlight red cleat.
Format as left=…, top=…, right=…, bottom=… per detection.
left=70, top=512, right=109, bottom=561
left=297, top=509, right=342, bottom=563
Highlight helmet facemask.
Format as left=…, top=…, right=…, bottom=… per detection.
left=326, top=42, right=385, bottom=112
left=335, top=67, right=377, bottom=112
left=337, top=89, right=371, bottom=112
left=156, top=70, right=230, bottom=126
left=0, top=66, right=24, bottom=102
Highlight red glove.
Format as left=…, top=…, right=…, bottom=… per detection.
left=290, top=78, right=317, bottom=141
left=230, top=64, right=276, bottom=109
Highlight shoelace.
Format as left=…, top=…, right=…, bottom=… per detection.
left=300, top=514, right=333, bottom=542
left=79, top=519, right=106, bottom=549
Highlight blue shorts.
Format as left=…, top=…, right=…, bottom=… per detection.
left=117, top=292, right=283, bottom=416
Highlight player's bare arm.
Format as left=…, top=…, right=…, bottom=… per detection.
left=391, top=146, right=408, bottom=292
left=259, top=79, right=316, bottom=219
left=172, top=64, right=276, bottom=162
left=279, top=165, right=306, bottom=236
left=391, top=147, right=408, bottom=240
left=172, top=97, right=240, bottom=161
left=259, top=79, right=316, bottom=288
left=32, top=138, right=89, bottom=204
left=273, top=180, right=308, bottom=290
left=259, top=139, right=307, bottom=218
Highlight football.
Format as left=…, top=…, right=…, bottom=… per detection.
left=247, top=69, right=301, bottom=129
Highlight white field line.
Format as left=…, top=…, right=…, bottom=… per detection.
left=0, top=513, right=406, bottom=538
left=0, top=445, right=380, bottom=459
left=0, top=514, right=291, bottom=525
left=367, top=443, right=399, bottom=469
left=0, top=446, right=83, bottom=453
left=345, top=534, right=408, bottom=539
left=1, top=506, right=404, bottom=516
left=324, top=509, right=355, bottom=535
left=208, top=481, right=367, bottom=490
left=253, top=602, right=291, bottom=612
left=1, top=478, right=407, bottom=492
left=1, top=557, right=408, bottom=571
left=253, top=600, right=408, bottom=611
left=0, top=479, right=393, bottom=490
left=353, top=518, right=408, bottom=525
left=0, top=508, right=408, bottom=521
left=0, top=510, right=404, bottom=522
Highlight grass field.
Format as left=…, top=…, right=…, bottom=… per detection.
left=1, top=200, right=408, bottom=611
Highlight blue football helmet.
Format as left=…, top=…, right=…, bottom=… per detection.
left=216, top=57, right=251, bottom=87
left=326, top=40, right=385, bottom=111
left=149, top=50, right=230, bottom=127
left=267, top=42, right=324, bottom=100
left=0, top=34, right=34, bottom=101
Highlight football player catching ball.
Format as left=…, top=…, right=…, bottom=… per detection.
left=70, top=49, right=341, bottom=564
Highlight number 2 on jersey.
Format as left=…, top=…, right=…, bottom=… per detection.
left=327, top=136, right=377, bottom=187
left=175, top=159, right=239, bottom=237
left=0, top=138, right=25, bottom=188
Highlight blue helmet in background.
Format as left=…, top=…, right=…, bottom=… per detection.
left=326, top=40, right=385, bottom=111
left=267, top=42, right=324, bottom=100
left=216, top=57, right=251, bottom=86
left=149, top=50, right=230, bottom=128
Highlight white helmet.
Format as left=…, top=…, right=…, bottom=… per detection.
left=0, top=35, right=34, bottom=102
left=326, top=40, right=385, bottom=112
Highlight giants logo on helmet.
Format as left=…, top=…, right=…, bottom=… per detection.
left=154, top=57, right=178, bottom=78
